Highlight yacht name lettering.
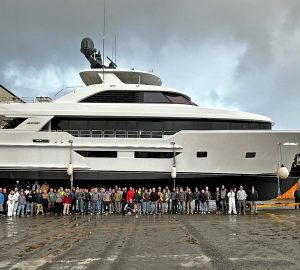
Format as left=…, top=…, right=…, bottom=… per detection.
left=27, top=121, right=40, bottom=124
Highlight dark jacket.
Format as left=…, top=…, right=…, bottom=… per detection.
left=150, top=192, right=159, bottom=202
left=133, top=193, right=142, bottom=203
left=199, top=193, right=207, bottom=203
left=248, top=190, right=258, bottom=201
left=186, top=191, right=194, bottom=202
left=36, top=193, right=43, bottom=204
left=294, top=189, right=300, bottom=199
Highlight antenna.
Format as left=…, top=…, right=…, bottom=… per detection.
left=102, top=0, right=106, bottom=81
left=115, top=35, right=117, bottom=64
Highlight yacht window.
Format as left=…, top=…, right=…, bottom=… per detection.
left=143, top=92, right=170, bottom=103
left=135, top=152, right=180, bottom=159
left=164, top=93, right=192, bottom=105
left=197, top=152, right=208, bottom=158
left=245, top=152, right=256, bottom=158
left=1, top=117, right=27, bottom=129
left=75, top=151, right=117, bottom=158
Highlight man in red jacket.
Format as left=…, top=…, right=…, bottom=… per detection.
left=126, top=187, right=135, bottom=202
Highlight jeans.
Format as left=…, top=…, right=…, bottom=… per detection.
left=200, top=201, right=206, bottom=212
left=26, top=202, right=34, bottom=215
left=98, top=200, right=104, bottom=214
left=17, top=204, right=25, bottom=216
left=92, top=201, right=99, bottom=214
left=162, top=202, right=168, bottom=214
left=150, top=201, right=157, bottom=214
left=142, top=201, right=149, bottom=214
left=238, top=200, right=246, bottom=214
left=205, top=201, right=210, bottom=212
left=78, top=200, right=84, bottom=214
left=250, top=201, right=257, bottom=214
left=172, top=200, right=177, bottom=213
left=220, top=198, right=227, bottom=212
left=115, top=201, right=121, bottom=213
left=84, top=201, right=89, bottom=213
left=178, top=201, right=186, bottom=214
left=194, top=200, right=200, bottom=212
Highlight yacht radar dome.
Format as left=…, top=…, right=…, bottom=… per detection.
left=80, top=37, right=116, bottom=69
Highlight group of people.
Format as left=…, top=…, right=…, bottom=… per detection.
left=0, top=180, right=262, bottom=217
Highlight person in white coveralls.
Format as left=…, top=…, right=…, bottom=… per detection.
left=227, top=188, right=237, bottom=215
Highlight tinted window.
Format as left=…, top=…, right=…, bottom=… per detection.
left=76, top=151, right=117, bottom=158
left=135, top=152, right=180, bottom=158
left=245, top=152, right=256, bottom=158
left=143, top=92, right=170, bottom=103
left=164, top=93, right=191, bottom=104
left=197, top=152, right=208, bottom=158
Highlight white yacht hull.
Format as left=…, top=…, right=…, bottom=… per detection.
left=0, top=130, right=299, bottom=199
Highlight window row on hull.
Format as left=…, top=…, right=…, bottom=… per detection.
left=51, top=117, right=272, bottom=133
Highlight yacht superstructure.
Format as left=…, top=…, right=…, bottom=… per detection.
left=0, top=37, right=299, bottom=199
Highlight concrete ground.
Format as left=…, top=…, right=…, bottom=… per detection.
left=0, top=210, right=300, bottom=270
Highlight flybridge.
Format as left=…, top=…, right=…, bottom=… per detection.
left=79, top=69, right=162, bottom=86
left=80, top=37, right=162, bottom=86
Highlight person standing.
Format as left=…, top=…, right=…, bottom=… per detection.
left=48, top=188, right=56, bottom=214
left=32, top=181, right=40, bottom=191
left=178, top=187, right=186, bottom=214
left=7, top=190, right=15, bottom=217
left=103, top=189, right=111, bottom=215
left=237, top=186, right=247, bottom=215
left=36, top=190, right=43, bottom=215
left=170, top=187, right=178, bottom=214
left=70, top=188, right=77, bottom=214
left=150, top=188, right=159, bottom=215
left=142, top=188, right=150, bottom=215
left=186, top=188, right=194, bottom=214
left=63, top=190, right=72, bottom=215
left=133, top=188, right=142, bottom=215
left=161, top=189, right=169, bottom=215
left=83, top=188, right=90, bottom=214
left=91, top=188, right=100, bottom=215
left=215, top=187, right=221, bottom=214
left=12, top=188, right=19, bottom=216
left=2, top=188, right=8, bottom=216
left=220, top=185, right=227, bottom=214
left=199, top=189, right=207, bottom=214
left=14, top=180, right=21, bottom=191
left=17, top=191, right=26, bottom=217
left=249, top=186, right=258, bottom=214
left=294, top=187, right=300, bottom=209
left=26, top=190, right=34, bottom=216
left=205, top=186, right=211, bottom=214
left=114, top=188, right=122, bottom=214
left=40, top=181, right=50, bottom=193
left=194, top=187, right=200, bottom=214
left=121, top=187, right=127, bottom=213
left=0, top=188, right=4, bottom=215
left=77, top=188, right=84, bottom=215
left=126, top=187, right=135, bottom=203
left=55, top=188, right=64, bottom=215
left=227, top=188, right=237, bottom=215
left=42, top=191, right=49, bottom=215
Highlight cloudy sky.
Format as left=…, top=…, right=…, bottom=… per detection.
left=1, top=0, right=300, bottom=129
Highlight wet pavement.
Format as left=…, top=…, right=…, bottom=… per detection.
left=0, top=210, right=300, bottom=270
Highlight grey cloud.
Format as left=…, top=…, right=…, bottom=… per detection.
left=0, top=0, right=300, bottom=129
